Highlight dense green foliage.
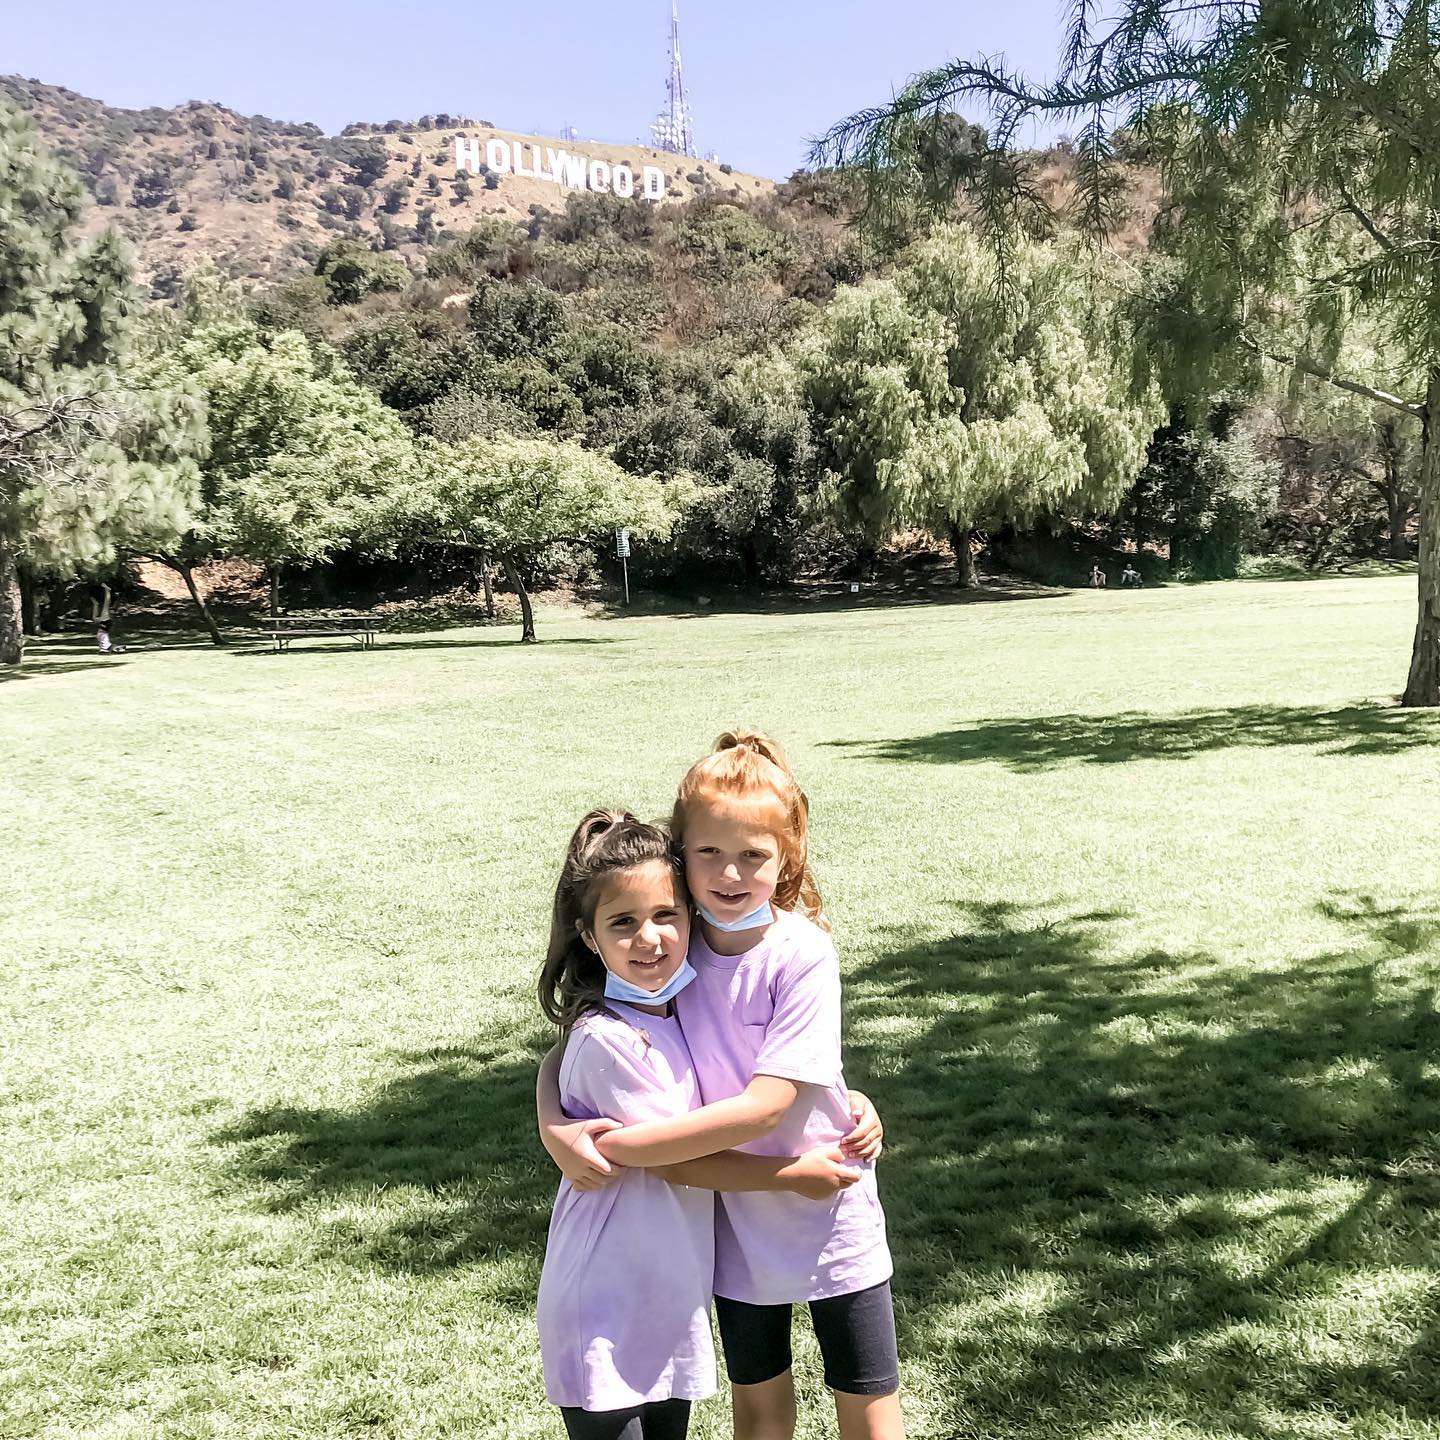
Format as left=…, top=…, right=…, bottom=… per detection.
left=133, top=277, right=418, bottom=623
left=780, top=227, right=1162, bottom=582
left=817, top=1, right=1440, bottom=701
left=393, top=433, right=689, bottom=638
left=0, top=103, right=199, bottom=664
left=1120, top=405, right=1280, bottom=579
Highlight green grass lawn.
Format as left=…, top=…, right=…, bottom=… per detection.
left=4, top=575, right=1440, bottom=1440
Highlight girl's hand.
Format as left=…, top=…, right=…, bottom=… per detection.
left=783, top=1145, right=862, bottom=1201
left=542, top=1117, right=626, bottom=1191
left=842, top=1088, right=884, bottom=1162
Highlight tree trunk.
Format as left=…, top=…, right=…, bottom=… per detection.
left=19, top=567, right=40, bottom=637
left=267, top=565, right=281, bottom=618
left=1387, top=493, right=1411, bottom=560
left=1375, top=420, right=1412, bottom=560
left=479, top=551, right=496, bottom=620
left=167, top=557, right=226, bottom=646
left=501, top=553, right=536, bottom=642
left=1168, top=525, right=1186, bottom=576
left=945, top=519, right=979, bottom=588
left=0, top=538, right=23, bottom=665
left=1402, top=373, right=1440, bottom=706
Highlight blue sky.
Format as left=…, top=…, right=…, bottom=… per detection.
left=6, top=0, right=1069, bottom=179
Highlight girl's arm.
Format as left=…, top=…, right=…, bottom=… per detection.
left=536, top=1042, right=624, bottom=1191
left=658, top=1144, right=861, bottom=1200
left=595, top=1074, right=802, bottom=1168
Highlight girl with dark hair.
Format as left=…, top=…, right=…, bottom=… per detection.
left=535, top=809, right=863, bottom=1440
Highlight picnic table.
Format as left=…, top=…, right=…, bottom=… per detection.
left=261, top=614, right=381, bottom=653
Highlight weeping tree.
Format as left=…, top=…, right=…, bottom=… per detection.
left=815, top=0, right=1440, bottom=704
left=0, top=106, right=199, bottom=664
left=783, top=226, right=1162, bottom=583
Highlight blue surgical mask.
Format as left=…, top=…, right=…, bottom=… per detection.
left=604, top=958, right=697, bottom=1008
left=696, top=900, right=775, bottom=933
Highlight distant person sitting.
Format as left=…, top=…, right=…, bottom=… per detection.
left=1120, top=563, right=1142, bottom=587
left=1088, top=563, right=1107, bottom=589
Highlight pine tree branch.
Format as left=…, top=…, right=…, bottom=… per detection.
left=1243, top=333, right=1424, bottom=417
left=1337, top=184, right=1397, bottom=253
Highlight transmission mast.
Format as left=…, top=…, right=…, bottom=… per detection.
left=649, top=1, right=697, bottom=157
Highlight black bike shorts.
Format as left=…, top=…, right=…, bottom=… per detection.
left=714, top=1279, right=899, bottom=1396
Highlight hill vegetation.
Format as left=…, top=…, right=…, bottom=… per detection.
left=0, top=75, right=777, bottom=293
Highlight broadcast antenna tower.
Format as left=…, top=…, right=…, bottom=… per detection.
left=649, top=1, right=697, bottom=157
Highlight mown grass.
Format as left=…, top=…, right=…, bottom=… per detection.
left=3, top=575, right=1440, bottom=1439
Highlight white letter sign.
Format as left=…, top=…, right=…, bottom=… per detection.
left=453, top=136, right=675, bottom=202
left=455, top=136, right=483, bottom=174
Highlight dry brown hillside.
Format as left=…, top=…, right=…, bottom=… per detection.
left=2, top=75, right=777, bottom=296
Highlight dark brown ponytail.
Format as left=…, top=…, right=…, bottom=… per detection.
left=539, top=809, right=687, bottom=1032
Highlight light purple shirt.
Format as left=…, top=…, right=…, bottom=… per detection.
left=536, top=1006, right=717, bottom=1410
left=677, top=908, right=893, bottom=1306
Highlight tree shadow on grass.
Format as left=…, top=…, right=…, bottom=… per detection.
left=211, top=1030, right=556, bottom=1307
left=0, top=646, right=119, bottom=683
left=224, top=634, right=621, bottom=658
left=589, top=576, right=1063, bottom=622
left=844, top=894, right=1440, bottom=1438
left=210, top=893, right=1440, bottom=1435
left=825, top=702, right=1440, bottom=772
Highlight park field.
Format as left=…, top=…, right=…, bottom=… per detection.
left=4, top=574, right=1440, bottom=1440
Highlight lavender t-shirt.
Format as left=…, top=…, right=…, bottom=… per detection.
left=536, top=1006, right=717, bottom=1410
left=677, top=908, right=893, bottom=1306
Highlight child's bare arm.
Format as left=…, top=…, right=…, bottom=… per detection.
left=536, top=1041, right=623, bottom=1191
left=595, top=1074, right=801, bottom=1167
left=657, top=1144, right=860, bottom=1199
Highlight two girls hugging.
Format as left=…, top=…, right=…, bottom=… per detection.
left=534, top=732, right=903, bottom=1440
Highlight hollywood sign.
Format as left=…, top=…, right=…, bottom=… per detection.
left=454, top=136, right=670, bottom=201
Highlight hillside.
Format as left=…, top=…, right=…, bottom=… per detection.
left=0, top=75, right=777, bottom=295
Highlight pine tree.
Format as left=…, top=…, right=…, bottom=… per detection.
left=0, top=106, right=199, bottom=664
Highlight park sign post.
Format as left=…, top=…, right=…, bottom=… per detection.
left=454, top=136, right=670, bottom=201
left=615, top=527, right=630, bottom=605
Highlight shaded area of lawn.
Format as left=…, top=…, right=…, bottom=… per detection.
left=0, top=642, right=118, bottom=683
left=827, top=702, right=1440, bottom=771
left=591, top=575, right=1063, bottom=621
left=213, top=893, right=1440, bottom=1438
left=212, top=1033, right=555, bottom=1300
left=225, top=633, right=622, bottom=658
left=845, top=895, right=1440, bottom=1438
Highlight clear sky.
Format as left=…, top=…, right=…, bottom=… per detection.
left=5, top=0, right=1069, bottom=179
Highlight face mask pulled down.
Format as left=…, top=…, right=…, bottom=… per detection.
left=603, top=959, right=698, bottom=1008
left=696, top=899, right=775, bottom=933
